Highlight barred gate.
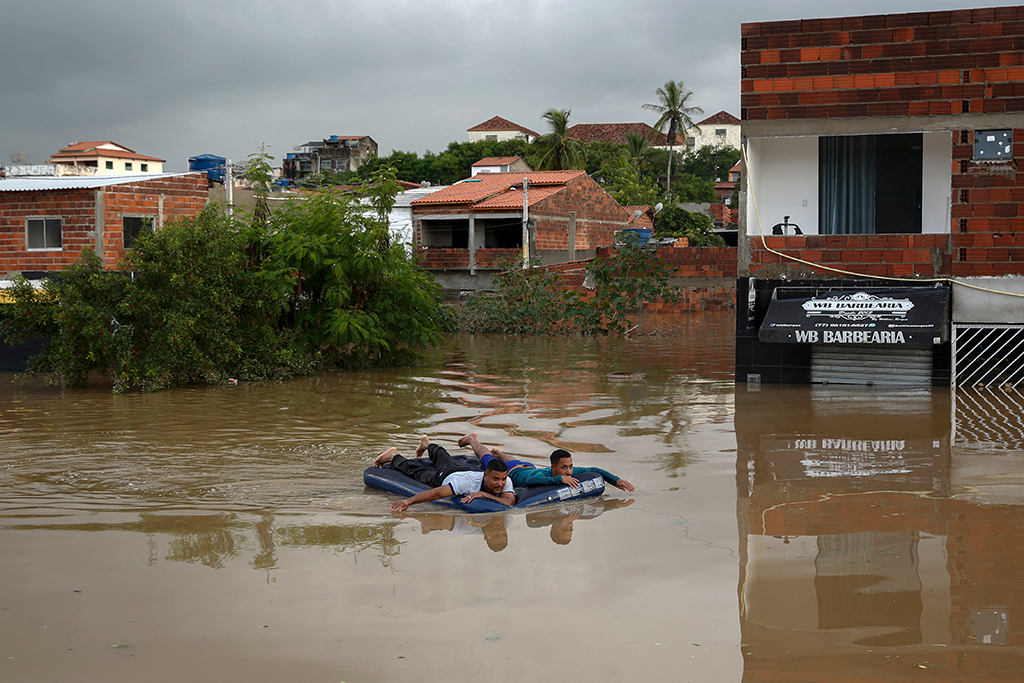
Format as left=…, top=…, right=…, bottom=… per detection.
left=951, top=323, right=1024, bottom=450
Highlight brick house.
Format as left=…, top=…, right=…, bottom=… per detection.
left=0, top=173, right=211, bottom=277
left=411, top=170, right=631, bottom=291
left=736, top=5, right=1024, bottom=386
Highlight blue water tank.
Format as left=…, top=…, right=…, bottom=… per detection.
left=621, top=228, right=652, bottom=245
left=187, top=154, right=226, bottom=182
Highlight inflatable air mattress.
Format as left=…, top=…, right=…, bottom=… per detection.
left=364, top=455, right=605, bottom=513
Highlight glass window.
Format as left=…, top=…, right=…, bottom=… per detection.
left=122, top=216, right=153, bottom=249
left=819, top=133, right=922, bottom=235
left=141, top=163, right=148, bottom=172
left=105, top=161, right=114, bottom=169
left=125, top=162, right=133, bottom=171
left=27, top=218, right=62, bottom=250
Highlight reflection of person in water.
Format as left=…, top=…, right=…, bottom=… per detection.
left=458, top=432, right=636, bottom=492
left=395, top=512, right=511, bottom=552
left=526, top=498, right=635, bottom=545
left=374, top=435, right=515, bottom=512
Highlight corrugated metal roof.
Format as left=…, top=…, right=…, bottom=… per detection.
left=0, top=172, right=202, bottom=192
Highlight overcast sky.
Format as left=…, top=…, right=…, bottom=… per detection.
left=1, top=0, right=1012, bottom=171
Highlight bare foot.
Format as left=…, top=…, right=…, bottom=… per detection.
left=457, top=432, right=478, bottom=448
left=415, top=434, right=430, bottom=457
left=374, top=447, right=399, bottom=467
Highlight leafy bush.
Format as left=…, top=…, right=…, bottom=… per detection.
left=655, top=206, right=725, bottom=247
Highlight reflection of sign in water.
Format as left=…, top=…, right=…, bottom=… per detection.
left=803, top=291, right=915, bottom=321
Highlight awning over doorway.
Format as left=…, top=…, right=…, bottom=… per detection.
left=759, top=287, right=950, bottom=345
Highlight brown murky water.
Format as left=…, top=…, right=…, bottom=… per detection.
left=1, top=313, right=1022, bottom=682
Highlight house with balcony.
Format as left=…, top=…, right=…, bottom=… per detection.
left=281, top=135, right=378, bottom=180
left=48, top=141, right=165, bottom=176
left=736, top=5, right=1024, bottom=387
left=411, top=170, right=631, bottom=292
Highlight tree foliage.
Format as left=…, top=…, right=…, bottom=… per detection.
left=1, top=157, right=450, bottom=392
left=531, top=109, right=586, bottom=171
left=461, top=232, right=679, bottom=336
left=655, top=206, right=725, bottom=246
left=642, top=80, right=704, bottom=197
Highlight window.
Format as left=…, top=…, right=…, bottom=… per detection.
left=27, top=218, right=62, bottom=250
left=105, top=161, right=114, bottom=169
left=485, top=135, right=498, bottom=141
left=125, top=162, right=133, bottom=171
left=122, top=216, right=153, bottom=249
left=322, top=160, right=332, bottom=170
left=819, top=133, right=922, bottom=235
left=140, top=163, right=148, bottom=172
left=715, top=128, right=727, bottom=136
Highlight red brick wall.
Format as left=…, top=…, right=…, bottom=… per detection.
left=532, top=246, right=737, bottom=312
left=0, top=188, right=97, bottom=274
left=741, top=6, right=1024, bottom=121
left=0, top=175, right=209, bottom=276
left=951, top=128, right=1024, bottom=276
left=529, top=174, right=629, bottom=251
left=747, top=234, right=953, bottom=277
left=413, top=247, right=469, bottom=269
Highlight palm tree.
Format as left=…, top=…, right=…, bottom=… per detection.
left=533, top=109, right=586, bottom=171
left=622, top=132, right=656, bottom=173
left=643, top=81, right=704, bottom=198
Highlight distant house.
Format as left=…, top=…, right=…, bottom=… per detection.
left=567, top=122, right=683, bottom=149
left=470, top=156, right=532, bottom=176
left=411, top=170, right=631, bottom=291
left=0, top=173, right=210, bottom=277
left=48, top=141, right=165, bottom=175
left=282, top=135, right=378, bottom=181
left=683, top=111, right=742, bottom=151
left=467, top=116, right=539, bottom=143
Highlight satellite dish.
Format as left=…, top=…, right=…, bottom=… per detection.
left=10, top=152, right=28, bottom=164
left=653, top=202, right=664, bottom=214
left=631, top=209, right=643, bottom=221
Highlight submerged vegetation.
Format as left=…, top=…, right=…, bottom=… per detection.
left=1, top=153, right=451, bottom=392
left=462, top=231, right=680, bottom=336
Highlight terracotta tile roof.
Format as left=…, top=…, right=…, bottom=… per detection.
left=471, top=156, right=522, bottom=167
left=623, top=205, right=654, bottom=216
left=696, top=111, right=741, bottom=126
left=50, top=141, right=165, bottom=163
left=567, top=122, right=684, bottom=146
left=467, top=116, right=539, bottom=137
left=411, top=170, right=586, bottom=209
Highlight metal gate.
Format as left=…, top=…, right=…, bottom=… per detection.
left=951, top=324, right=1024, bottom=450
left=811, top=345, right=933, bottom=386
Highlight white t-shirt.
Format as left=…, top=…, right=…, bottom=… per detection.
left=442, top=470, right=514, bottom=497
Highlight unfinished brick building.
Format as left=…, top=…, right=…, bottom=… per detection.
left=737, top=5, right=1024, bottom=386
left=0, top=173, right=211, bottom=277
left=411, top=170, right=633, bottom=292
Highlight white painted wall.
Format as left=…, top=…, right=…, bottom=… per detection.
left=922, top=132, right=952, bottom=234
left=686, top=123, right=742, bottom=152
left=745, top=136, right=820, bottom=237
left=745, top=132, right=952, bottom=237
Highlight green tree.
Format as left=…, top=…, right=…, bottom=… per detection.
left=669, top=173, right=716, bottom=203
left=461, top=260, right=568, bottom=334
left=263, top=167, right=448, bottom=366
left=643, top=81, right=704, bottom=198
left=600, top=160, right=664, bottom=208
left=531, top=109, right=586, bottom=171
left=679, top=145, right=740, bottom=183
left=622, top=132, right=657, bottom=173
left=655, top=206, right=725, bottom=246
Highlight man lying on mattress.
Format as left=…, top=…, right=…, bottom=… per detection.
left=373, top=435, right=515, bottom=512
left=458, top=432, right=636, bottom=493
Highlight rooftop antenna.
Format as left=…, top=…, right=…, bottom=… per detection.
left=10, top=152, right=28, bottom=165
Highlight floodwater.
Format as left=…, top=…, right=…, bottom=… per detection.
left=1, top=313, right=1022, bottom=683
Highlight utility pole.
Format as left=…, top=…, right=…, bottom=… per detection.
left=521, top=177, right=530, bottom=266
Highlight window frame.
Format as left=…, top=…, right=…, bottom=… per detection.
left=122, top=215, right=154, bottom=250
left=125, top=162, right=133, bottom=171
left=26, top=217, right=63, bottom=251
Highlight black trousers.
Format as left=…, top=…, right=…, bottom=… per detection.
left=391, top=444, right=469, bottom=488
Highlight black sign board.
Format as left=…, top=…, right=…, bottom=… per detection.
left=759, top=287, right=949, bottom=345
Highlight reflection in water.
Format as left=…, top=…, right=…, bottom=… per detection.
left=526, top=498, right=635, bottom=545
left=736, top=384, right=1024, bottom=680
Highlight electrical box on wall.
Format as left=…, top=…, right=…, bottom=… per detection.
left=973, top=130, right=1012, bottom=160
